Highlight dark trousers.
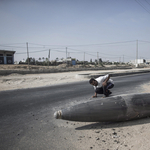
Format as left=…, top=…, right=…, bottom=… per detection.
left=95, top=82, right=114, bottom=96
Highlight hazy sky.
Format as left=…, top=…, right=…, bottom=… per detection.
left=0, top=0, right=150, bottom=62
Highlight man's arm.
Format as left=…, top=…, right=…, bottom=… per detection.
left=102, top=74, right=110, bottom=86
left=92, top=92, right=97, bottom=98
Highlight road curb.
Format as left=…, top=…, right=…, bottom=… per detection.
left=76, top=69, right=150, bottom=79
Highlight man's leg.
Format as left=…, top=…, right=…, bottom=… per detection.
left=95, top=87, right=103, bottom=95
left=107, top=83, right=114, bottom=90
left=102, top=83, right=114, bottom=97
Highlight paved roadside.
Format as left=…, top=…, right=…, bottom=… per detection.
left=0, top=68, right=150, bottom=91
left=75, top=67, right=150, bottom=79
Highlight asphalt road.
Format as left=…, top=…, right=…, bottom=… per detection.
left=0, top=73, right=150, bottom=150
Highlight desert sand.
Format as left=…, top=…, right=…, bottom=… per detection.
left=1, top=68, right=150, bottom=150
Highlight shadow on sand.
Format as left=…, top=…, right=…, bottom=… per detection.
left=75, top=117, right=150, bottom=130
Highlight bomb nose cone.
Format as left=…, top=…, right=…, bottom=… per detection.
left=54, top=110, right=62, bottom=119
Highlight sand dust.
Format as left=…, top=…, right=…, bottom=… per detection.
left=141, top=82, right=150, bottom=93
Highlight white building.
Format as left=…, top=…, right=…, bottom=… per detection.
left=146, top=59, right=150, bottom=64
left=130, top=59, right=146, bottom=65
left=55, top=57, right=76, bottom=65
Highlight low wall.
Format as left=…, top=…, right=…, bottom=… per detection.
left=0, top=66, right=132, bottom=75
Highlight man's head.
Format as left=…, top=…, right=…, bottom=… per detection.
left=89, top=78, right=98, bottom=86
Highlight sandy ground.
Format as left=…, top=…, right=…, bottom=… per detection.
left=0, top=71, right=90, bottom=91
left=0, top=68, right=150, bottom=91
left=52, top=81, right=150, bottom=150
left=0, top=69, right=122, bottom=91
left=1, top=69, right=150, bottom=150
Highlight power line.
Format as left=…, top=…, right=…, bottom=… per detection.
left=135, top=0, right=150, bottom=14
left=0, top=43, right=25, bottom=46
left=124, top=55, right=135, bottom=58
left=2, top=40, right=150, bottom=62
left=68, top=48, right=127, bottom=57
left=85, top=52, right=97, bottom=57
left=15, top=52, right=27, bottom=54
left=0, top=40, right=136, bottom=50
left=29, top=49, right=49, bottom=53
left=25, top=40, right=136, bottom=47
left=15, top=48, right=67, bottom=54
left=145, top=0, right=150, bottom=5
left=67, top=40, right=136, bottom=47
left=139, top=40, right=150, bottom=43
left=0, top=45, right=26, bottom=48
left=16, top=49, right=49, bottom=54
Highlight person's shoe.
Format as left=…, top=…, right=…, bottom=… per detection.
left=103, top=94, right=109, bottom=98
left=109, top=91, right=112, bottom=95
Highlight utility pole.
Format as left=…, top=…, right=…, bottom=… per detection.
left=66, top=47, right=67, bottom=59
left=48, top=49, right=50, bottom=67
left=84, top=52, right=85, bottom=66
left=136, top=40, right=138, bottom=67
left=68, top=52, right=70, bottom=57
left=123, top=55, right=124, bottom=63
left=119, top=57, right=121, bottom=63
left=97, top=52, right=99, bottom=65
left=65, top=47, right=67, bottom=65
left=26, top=42, right=29, bottom=67
left=66, top=47, right=68, bottom=65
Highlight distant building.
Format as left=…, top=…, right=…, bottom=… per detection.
left=146, top=59, right=150, bottom=64
left=0, top=50, right=16, bottom=64
left=21, top=59, right=26, bottom=63
left=55, top=57, right=76, bottom=65
left=130, top=59, right=146, bottom=65
left=66, top=57, right=76, bottom=65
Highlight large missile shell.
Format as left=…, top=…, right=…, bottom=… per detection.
left=54, top=93, right=150, bottom=122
